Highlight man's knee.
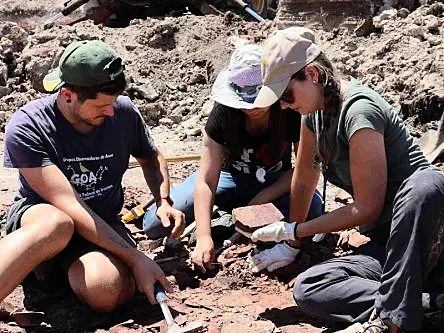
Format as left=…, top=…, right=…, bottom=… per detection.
left=68, top=252, right=135, bottom=312
left=22, top=205, right=74, bottom=252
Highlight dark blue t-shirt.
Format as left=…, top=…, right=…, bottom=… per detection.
left=4, top=94, right=156, bottom=220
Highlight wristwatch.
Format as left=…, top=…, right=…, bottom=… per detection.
left=156, top=195, right=174, bottom=207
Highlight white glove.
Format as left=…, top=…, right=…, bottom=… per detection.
left=247, top=242, right=300, bottom=273
left=251, top=222, right=326, bottom=244
left=312, top=233, right=326, bottom=242
left=251, top=222, right=296, bottom=243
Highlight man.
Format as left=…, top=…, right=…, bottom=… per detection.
left=1, top=40, right=184, bottom=311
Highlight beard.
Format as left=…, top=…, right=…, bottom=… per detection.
left=77, top=114, right=108, bottom=128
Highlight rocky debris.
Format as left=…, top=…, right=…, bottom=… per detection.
left=0, top=3, right=442, bottom=142
left=122, top=186, right=150, bottom=211
left=319, top=4, right=444, bottom=127
left=337, top=229, right=371, bottom=249
left=354, top=17, right=378, bottom=37
left=0, top=22, right=28, bottom=52
left=0, top=15, right=271, bottom=137
left=221, top=320, right=277, bottom=333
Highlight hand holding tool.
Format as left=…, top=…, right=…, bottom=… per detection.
left=154, top=282, right=204, bottom=333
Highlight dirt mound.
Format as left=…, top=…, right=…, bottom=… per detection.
left=0, top=13, right=274, bottom=134
left=319, top=3, right=444, bottom=130
left=0, top=4, right=442, bottom=137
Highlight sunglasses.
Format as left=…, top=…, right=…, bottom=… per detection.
left=280, top=80, right=295, bottom=104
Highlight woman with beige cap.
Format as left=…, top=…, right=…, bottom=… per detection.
left=250, top=27, right=444, bottom=332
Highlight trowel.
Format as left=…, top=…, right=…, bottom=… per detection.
left=154, top=283, right=204, bottom=333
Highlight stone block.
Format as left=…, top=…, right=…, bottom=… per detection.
left=233, top=203, right=284, bottom=234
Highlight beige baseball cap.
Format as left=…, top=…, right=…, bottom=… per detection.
left=253, top=27, right=322, bottom=108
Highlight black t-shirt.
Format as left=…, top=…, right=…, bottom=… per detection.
left=205, top=102, right=301, bottom=175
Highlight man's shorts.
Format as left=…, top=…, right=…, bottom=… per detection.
left=3, top=196, right=137, bottom=283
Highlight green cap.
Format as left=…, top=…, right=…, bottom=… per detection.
left=43, top=40, right=125, bottom=92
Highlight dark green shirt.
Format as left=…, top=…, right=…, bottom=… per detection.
left=304, top=78, right=429, bottom=240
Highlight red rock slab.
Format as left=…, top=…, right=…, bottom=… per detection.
left=233, top=203, right=284, bottom=233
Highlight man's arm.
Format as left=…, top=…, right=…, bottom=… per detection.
left=136, top=151, right=185, bottom=237
left=19, top=165, right=171, bottom=303
left=137, top=150, right=170, bottom=203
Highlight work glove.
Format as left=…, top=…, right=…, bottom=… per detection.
left=247, top=242, right=299, bottom=273
left=251, top=221, right=326, bottom=243
left=251, top=221, right=296, bottom=243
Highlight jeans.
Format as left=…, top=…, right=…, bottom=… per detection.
left=143, top=169, right=323, bottom=239
left=293, top=167, right=444, bottom=331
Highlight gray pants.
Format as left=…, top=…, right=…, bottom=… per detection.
left=293, top=167, right=444, bottom=331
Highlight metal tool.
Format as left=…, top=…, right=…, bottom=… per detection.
left=154, top=283, right=204, bottom=333
left=231, top=0, right=265, bottom=22
left=43, top=0, right=91, bottom=28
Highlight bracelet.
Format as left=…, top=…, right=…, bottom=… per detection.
left=293, top=223, right=300, bottom=240
left=156, top=195, right=174, bottom=207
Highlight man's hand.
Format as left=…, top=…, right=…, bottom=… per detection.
left=156, top=204, right=185, bottom=238
left=251, top=222, right=296, bottom=243
left=247, top=243, right=300, bottom=273
left=131, top=252, right=172, bottom=304
left=191, top=236, right=215, bottom=273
